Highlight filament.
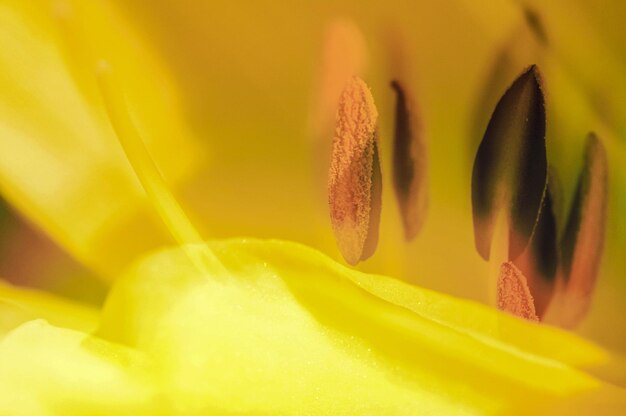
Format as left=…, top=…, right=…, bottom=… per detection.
left=96, top=61, right=225, bottom=275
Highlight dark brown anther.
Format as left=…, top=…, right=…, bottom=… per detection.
left=390, top=80, right=428, bottom=240
left=530, top=184, right=559, bottom=282
left=471, top=65, right=547, bottom=261
left=328, top=76, right=382, bottom=265
left=557, top=133, right=608, bottom=327
left=514, top=179, right=559, bottom=318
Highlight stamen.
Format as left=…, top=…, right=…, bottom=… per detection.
left=390, top=80, right=428, bottom=240
left=471, top=65, right=547, bottom=261
left=328, top=76, right=381, bottom=265
left=497, top=261, right=539, bottom=322
left=514, top=179, right=558, bottom=318
left=96, top=61, right=225, bottom=274
left=555, top=133, right=608, bottom=327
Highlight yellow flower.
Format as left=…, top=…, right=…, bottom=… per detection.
left=0, top=0, right=625, bottom=414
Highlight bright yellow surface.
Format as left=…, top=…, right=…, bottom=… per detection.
left=0, top=1, right=624, bottom=413
left=0, top=320, right=161, bottom=416
left=0, top=238, right=623, bottom=415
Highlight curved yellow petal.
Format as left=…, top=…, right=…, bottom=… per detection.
left=0, top=0, right=206, bottom=278
left=92, top=239, right=624, bottom=414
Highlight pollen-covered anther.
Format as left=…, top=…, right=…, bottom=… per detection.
left=497, top=261, right=539, bottom=322
left=328, top=76, right=382, bottom=265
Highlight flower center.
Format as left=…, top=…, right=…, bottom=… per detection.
left=321, top=29, right=608, bottom=328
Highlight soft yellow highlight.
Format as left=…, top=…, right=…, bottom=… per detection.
left=0, top=320, right=161, bottom=416
left=0, top=0, right=206, bottom=278
left=0, top=239, right=621, bottom=414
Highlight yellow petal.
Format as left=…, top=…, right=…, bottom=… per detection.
left=0, top=0, right=206, bottom=278
left=0, top=320, right=162, bottom=416
left=94, top=239, right=623, bottom=414
left=0, top=279, right=97, bottom=336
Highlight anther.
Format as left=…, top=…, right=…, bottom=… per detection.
left=390, top=80, right=428, bottom=240
left=328, top=76, right=382, bottom=265
left=548, top=133, right=608, bottom=328
left=514, top=180, right=558, bottom=317
left=497, top=261, right=539, bottom=322
left=471, top=65, right=547, bottom=261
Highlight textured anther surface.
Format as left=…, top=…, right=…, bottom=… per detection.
left=497, top=261, right=539, bottom=322
left=328, top=76, right=381, bottom=265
